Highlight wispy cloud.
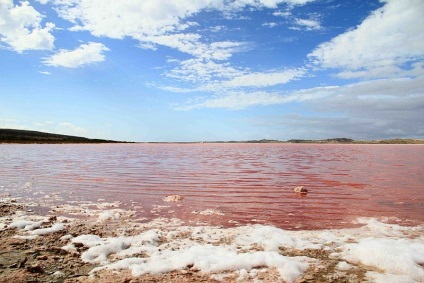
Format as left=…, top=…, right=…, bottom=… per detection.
left=263, top=22, right=279, bottom=28
left=173, top=85, right=332, bottom=110
left=291, top=18, right=322, bottom=31
left=272, top=8, right=322, bottom=31
left=221, top=69, right=306, bottom=88
left=173, top=75, right=424, bottom=111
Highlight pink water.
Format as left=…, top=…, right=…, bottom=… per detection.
left=0, top=143, right=423, bottom=229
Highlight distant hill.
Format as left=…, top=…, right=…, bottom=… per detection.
left=286, top=138, right=424, bottom=144
left=206, top=138, right=424, bottom=144
left=0, top=129, right=123, bottom=144
left=287, top=138, right=354, bottom=144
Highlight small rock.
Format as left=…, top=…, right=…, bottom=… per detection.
left=18, top=257, right=28, bottom=268
left=163, top=195, right=183, bottom=202
left=36, top=255, right=48, bottom=260
left=73, top=242, right=84, bottom=248
left=304, top=275, right=314, bottom=280
left=49, top=246, right=67, bottom=255
left=293, top=186, right=308, bottom=193
left=9, top=263, right=18, bottom=268
left=27, top=264, right=44, bottom=274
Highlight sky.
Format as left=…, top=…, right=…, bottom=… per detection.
left=0, top=0, right=423, bottom=142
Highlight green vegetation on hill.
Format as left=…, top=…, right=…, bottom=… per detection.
left=0, top=129, right=122, bottom=144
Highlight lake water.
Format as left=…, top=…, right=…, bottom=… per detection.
left=0, top=143, right=423, bottom=229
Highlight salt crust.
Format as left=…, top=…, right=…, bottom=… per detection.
left=1, top=201, right=424, bottom=283
left=62, top=217, right=423, bottom=283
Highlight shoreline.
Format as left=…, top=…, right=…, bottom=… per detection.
left=1, top=197, right=423, bottom=283
left=2, top=140, right=424, bottom=145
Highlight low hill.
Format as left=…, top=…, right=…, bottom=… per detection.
left=0, top=129, right=122, bottom=144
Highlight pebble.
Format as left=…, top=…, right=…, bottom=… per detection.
left=27, top=264, right=44, bottom=274
left=293, top=186, right=308, bottom=193
left=36, top=255, right=48, bottom=260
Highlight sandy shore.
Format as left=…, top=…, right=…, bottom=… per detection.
left=1, top=197, right=423, bottom=283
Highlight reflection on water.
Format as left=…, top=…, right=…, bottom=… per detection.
left=0, top=143, right=423, bottom=229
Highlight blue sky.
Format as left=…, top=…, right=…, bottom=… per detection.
left=1, top=0, right=423, bottom=142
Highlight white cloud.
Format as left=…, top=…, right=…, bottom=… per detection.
left=39, top=71, right=52, bottom=75
left=43, top=0, right=315, bottom=85
left=0, top=0, right=55, bottom=52
left=52, top=0, right=221, bottom=39
left=174, top=75, right=424, bottom=138
left=308, top=0, right=424, bottom=78
left=166, top=58, right=245, bottom=83
left=43, top=42, right=109, bottom=68
left=174, top=91, right=289, bottom=110
left=273, top=10, right=292, bottom=18
left=229, top=0, right=314, bottom=9
left=210, top=25, right=225, bottom=32
left=222, top=69, right=305, bottom=88
left=163, top=62, right=304, bottom=92
left=174, top=86, right=330, bottom=110
left=174, top=74, right=424, bottom=110
left=291, top=18, right=321, bottom=31
left=263, top=22, right=279, bottom=28
left=143, top=33, right=247, bottom=61
left=48, top=0, right=313, bottom=59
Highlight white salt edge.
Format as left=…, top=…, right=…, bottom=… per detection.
left=13, top=235, right=38, bottom=240
left=340, top=237, right=424, bottom=281
left=77, top=218, right=424, bottom=283
left=366, top=271, right=421, bottom=283
left=9, top=220, right=43, bottom=230
left=336, top=261, right=354, bottom=271
left=30, top=223, right=65, bottom=235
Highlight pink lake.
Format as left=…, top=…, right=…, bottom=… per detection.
left=0, top=143, right=423, bottom=229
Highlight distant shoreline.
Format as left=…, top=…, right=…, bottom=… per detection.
left=1, top=129, right=423, bottom=144
left=144, top=138, right=424, bottom=144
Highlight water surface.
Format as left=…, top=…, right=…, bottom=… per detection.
left=0, top=143, right=423, bottom=229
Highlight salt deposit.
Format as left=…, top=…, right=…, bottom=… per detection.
left=30, top=223, right=65, bottom=235
left=0, top=199, right=423, bottom=282
left=163, top=195, right=184, bottom=202
left=63, top=216, right=424, bottom=282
